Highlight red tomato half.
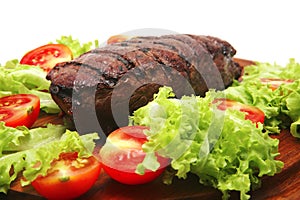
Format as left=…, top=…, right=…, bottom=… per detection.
left=20, top=44, right=73, bottom=72
left=260, top=78, right=294, bottom=90
left=0, top=94, right=40, bottom=128
left=213, top=98, right=265, bottom=124
left=31, top=152, right=101, bottom=200
left=99, top=126, right=170, bottom=185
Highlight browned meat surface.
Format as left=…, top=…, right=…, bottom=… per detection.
left=46, top=34, right=242, bottom=135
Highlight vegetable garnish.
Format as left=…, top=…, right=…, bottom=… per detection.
left=20, top=44, right=73, bottom=72
left=212, top=98, right=265, bottom=125
left=0, top=60, right=60, bottom=113
left=0, top=123, right=66, bottom=154
left=31, top=152, right=101, bottom=200
left=130, top=86, right=283, bottom=200
left=0, top=124, right=99, bottom=194
left=0, top=35, right=102, bottom=198
left=106, top=34, right=132, bottom=44
left=99, top=126, right=170, bottom=185
left=222, top=59, right=300, bottom=137
left=0, top=94, right=40, bottom=128
left=54, top=35, right=99, bottom=58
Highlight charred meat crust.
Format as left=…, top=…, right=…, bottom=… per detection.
left=47, top=34, right=242, bottom=135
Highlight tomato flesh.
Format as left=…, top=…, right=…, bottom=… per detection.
left=213, top=98, right=265, bottom=124
left=0, top=94, right=40, bottom=128
left=99, top=126, right=170, bottom=185
left=260, top=78, right=294, bottom=90
left=20, top=44, right=73, bottom=72
left=31, top=152, right=101, bottom=200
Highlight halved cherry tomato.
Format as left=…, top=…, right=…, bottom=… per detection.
left=31, top=152, right=101, bottom=200
left=20, top=44, right=73, bottom=72
left=260, top=78, right=294, bottom=90
left=99, top=126, right=170, bottom=185
left=107, top=34, right=131, bottom=44
left=213, top=98, right=265, bottom=124
left=0, top=94, right=40, bottom=128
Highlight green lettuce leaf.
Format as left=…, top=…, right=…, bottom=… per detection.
left=55, top=35, right=99, bottom=58
left=220, top=59, right=300, bottom=137
left=130, top=86, right=283, bottom=200
left=0, top=122, right=66, bottom=153
left=242, top=58, right=300, bottom=80
left=0, top=127, right=99, bottom=193
left=0, top=59, right=60, bottom=113
left=277, top=80, right=300, bottom=137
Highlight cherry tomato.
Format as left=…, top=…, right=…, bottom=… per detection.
left=260, top=78, right=294, bottom=90
left=20, top=44, right=73, bottom=72
left=213, top=98, right=265, bottom=124
left=99, top=126, right=170, bottom=185
left=0, top=94, right=40, bottom=128
left=31, top=152, right=101, bottom=200
left=107, top=35, right=131, bottom=44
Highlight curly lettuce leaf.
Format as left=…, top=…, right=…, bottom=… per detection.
left=0, top=127, right=99, bottom=193
left=0, top=59, right=60, bottom=113
left=277, top=80, right=300, bottom=137
left=55, top=35, right=99, bottom=58
left=242, top=58, right=300, bottom=80
left=222, top=59, right=300, bottom=137
left=131, top=86, right=283, bottom=200
left=0, top=122, right=66, bottom=153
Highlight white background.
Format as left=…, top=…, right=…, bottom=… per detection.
left=0, top=0, right=299, bottom=65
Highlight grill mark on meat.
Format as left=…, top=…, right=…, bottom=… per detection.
left=122, top=35, right=220, bottom=94
left=91, top=48, right=135, bottom=69
left=117, top=40, right=191, bottom=79
left=91, top=47, right=156, bottom=68
left=48, top=61, right=99, bottom=87
left=90, top=47, right=174, bottom=90
left=98, top=42, right=190, bottom=82
left=75, top=52, right=129, bottom=78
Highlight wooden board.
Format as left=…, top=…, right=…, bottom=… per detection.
left=2, top=58, right=300, bottom=200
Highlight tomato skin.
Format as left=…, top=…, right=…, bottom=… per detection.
left=213, top=98, right=265, bottom=124
left=107, top=35, right=131, bottom=44
left=31, top=153, right=101, bottom=200
left=0, top=94, right=40, bottom=128
left=101, top=163, right=166, bottom=185
left=20, top=44, right=73, bottom=72
left=260, top=78, right=294, bottom=90
left=99, top=126, right=170, bottom=185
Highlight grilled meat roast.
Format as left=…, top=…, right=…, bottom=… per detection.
left=46, top=34, right=242, bottom=135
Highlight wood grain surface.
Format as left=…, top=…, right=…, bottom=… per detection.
left=2, top=58, right=300, bottom=200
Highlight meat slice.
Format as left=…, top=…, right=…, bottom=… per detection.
left=47, top=34, right=242, bottom=135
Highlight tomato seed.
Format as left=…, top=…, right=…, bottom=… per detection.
left=0, top=113, right=8, bottom=120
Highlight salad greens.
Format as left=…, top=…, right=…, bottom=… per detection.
left=241, top=58, right=300, bottom=80
left=0, top=35, right=102, bottom=194
left=0, top=59, right=60, bottom=113
left=55, top=35, right=99, bottom=58
left=222, top=59, right=300, bottom=137
left=0, top=123, right=99, bottom=193
left=0, top=61, right=99, bottom=193
left=0, top=122, right=66, bottom=154
left=131, top=86, right=283, bottom=200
